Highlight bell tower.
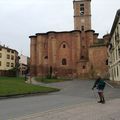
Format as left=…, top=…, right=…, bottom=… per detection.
left=73, top=0, right=91, bottom=31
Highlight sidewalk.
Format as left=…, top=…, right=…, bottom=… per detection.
left=12, top=98, right=120, bottom=120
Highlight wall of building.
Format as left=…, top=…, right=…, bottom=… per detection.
left=108, top=11, right=120, bottom=81
left=30, top=31, right=81, bottom=78
left=89, top=45, right=108, bottom=78
left=30, top=29, right=108, bottom=79
left=0, top=46, right=18, bottom=70
left=19, top=54, right=30, bottom=76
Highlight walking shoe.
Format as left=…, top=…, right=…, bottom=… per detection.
left=97, top=101, right=102, bottom=103
left=101, top=101, right=105, bottom=104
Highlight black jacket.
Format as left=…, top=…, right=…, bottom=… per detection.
left=92, top=77, right=106, bottom=90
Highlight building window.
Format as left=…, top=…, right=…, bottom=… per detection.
left=11, top=63, right=14, bottom=67
left=80, top=4, right=84, bottom=15
left=0, top=61, right=1, bottom=66
left=116, top=49, right=118, bottom=60
left=83, top=65, right=86, bottom=69
left=106, top=59, right=108, bottom=65
left=81, top=26, right=84, bottom=31
left=7, top=49, right=10, bottom=52
left=63, top=44, right=66, bottom=48
left=117, top=66, right=119, bottom=77
left=81, top=56, right=84, bottom=59
left=11, top=55, right=14, bottom=60
left=6, top=62, right=10, bottom=67
left=11, top=50, right=14, bottom=53
left=114, top=68, right=116, bottom=78
left=118, top=47, right=120, bottom=56
left=0, top=53, right=2, bottom=58
left=62, top=58, right=67, bottom=65
left=7, top=54, right=10, bottom=59
left=44, top=56, right=48, bottom=59
left=44, top=42, right=47, bottom=49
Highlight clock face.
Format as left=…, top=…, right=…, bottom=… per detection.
left=81, top=19, right=85, bottom=23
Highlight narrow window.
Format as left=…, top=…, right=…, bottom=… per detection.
left=106, top=59, right=108, bottom=65
left=11, top=50, right=14, bottom=53
left=81, top=26, right=84, bottom=31
left=62, top=58, right=67, bottom=65
left=83, top=65, right=86, bottom=69
left=7, top=54, right=10, bottom=59
left=0, top=61, right=1, bottom=66
left=11, top=63, right=14, bottom=67
left=7, top=49, right=10, bottom=52
left=11, top=55, right=14, bottom=60
left=117, top=66, right=119, bottom=77
left=114, top=68, right=116, bottom=78
left=6, top=62, right=10, bottom=67
left=63, top=44, right=66, bottom=48
left=80, top=4, right=84, bottom=15
left=44, top=56, right=48, bottom=59
left=0, top=53, right=2, bottom=58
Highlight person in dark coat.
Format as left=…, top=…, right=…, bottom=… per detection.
left=92, top=73, right=106, bottom=104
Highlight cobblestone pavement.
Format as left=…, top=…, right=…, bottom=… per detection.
left=12, top=98, right=120, bottom=120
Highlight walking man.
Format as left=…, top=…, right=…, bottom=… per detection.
left=92, top=73, right=106, bottom=104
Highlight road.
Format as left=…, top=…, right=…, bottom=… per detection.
left=0, top=80, right=120, bottom=120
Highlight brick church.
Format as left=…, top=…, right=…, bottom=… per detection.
left=29, top=0, right=109, bottom=79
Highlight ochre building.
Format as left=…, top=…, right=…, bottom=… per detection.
left=30, top=0, right=109, bottom=78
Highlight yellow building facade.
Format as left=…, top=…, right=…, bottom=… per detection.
left=0, top=45, right=18, bottom=70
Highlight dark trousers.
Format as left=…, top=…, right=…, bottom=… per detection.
left=98, top=91, right=105, bottom=103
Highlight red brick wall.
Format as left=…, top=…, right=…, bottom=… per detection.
left=30, top=31, right=108, bottom=79
left=89, top=46, right=108, bottom=77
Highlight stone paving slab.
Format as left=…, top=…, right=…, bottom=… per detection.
left=11, top=99, right=120, bottom=120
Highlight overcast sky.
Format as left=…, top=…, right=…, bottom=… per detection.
left=0, top=0, right=120, bottom=56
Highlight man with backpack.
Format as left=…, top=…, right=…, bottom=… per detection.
left=92, top=73, right=106, bottom=104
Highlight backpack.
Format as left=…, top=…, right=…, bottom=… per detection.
left=98, top=79, right=106, bottom=90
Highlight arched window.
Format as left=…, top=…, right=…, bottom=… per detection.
left=81, top=56, right=84, bottom=59
left=83, top=65, right=86, bottom=69
left=63, top=44, right=66, bottom=48
left=62, top=58, right=67, bottom=65
left=44, top=56, right=48, bottom=59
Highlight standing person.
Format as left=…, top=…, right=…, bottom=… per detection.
left=92, top=73, right=106, bottom=104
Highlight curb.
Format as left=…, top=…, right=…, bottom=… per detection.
left=0, top=89, right=60, bottom=100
